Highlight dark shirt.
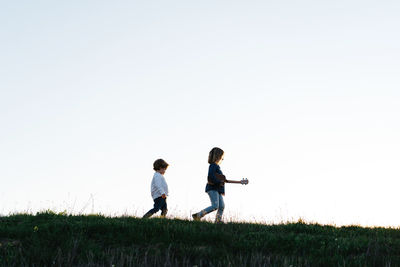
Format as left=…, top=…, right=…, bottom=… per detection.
left=205, top=163, right=225, bottom=194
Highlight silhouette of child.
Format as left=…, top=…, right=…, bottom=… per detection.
left=142, top=159, right=169, bottom=218
left=192, top=147, right=226, bottom=223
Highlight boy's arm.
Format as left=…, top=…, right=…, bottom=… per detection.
left=154, top=175, right=167, bottom=198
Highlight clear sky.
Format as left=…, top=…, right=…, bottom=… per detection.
left=1, top=1, right=400, bottom=226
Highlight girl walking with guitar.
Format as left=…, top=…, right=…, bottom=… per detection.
left=192, top=147, right=249, bottom=223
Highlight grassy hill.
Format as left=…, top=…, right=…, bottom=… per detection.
left=1, top=211, right=399, bottom=266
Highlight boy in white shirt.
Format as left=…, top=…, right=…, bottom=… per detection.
left=142, top=159, right=169, bottom=218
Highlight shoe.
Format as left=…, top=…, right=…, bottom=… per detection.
left=192, top=213, right=201, bottom=221
left=215, top=216, right=224, bottom=224
left=142, top=212, right=152, bottom=219
left=161, top=209, right=168, bottom=218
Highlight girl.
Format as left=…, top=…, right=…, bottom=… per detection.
left=192, top=147, right=247, bottom=223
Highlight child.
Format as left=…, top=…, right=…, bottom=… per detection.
left=142, top=159, right=169, bottom=218
left=192, top=147, right=249, bottom=223
left=192, top=147, right=226, bottom=223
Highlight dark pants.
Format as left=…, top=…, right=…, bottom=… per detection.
left=142, top=197, right=168, bottom=218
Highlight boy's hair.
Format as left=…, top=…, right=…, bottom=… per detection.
left=153, top=159, right=169, bottom=171
left=208, top=147, right=224, bottom=164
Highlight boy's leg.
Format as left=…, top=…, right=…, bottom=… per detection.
left=142, top=209, right=155, bottom=218
left=192, top=190, right=219, bottom=220
left=160, top=199, right=168, bottom=217
left=142, top=197, right=164, bottom=218
left=215, top=193, right=225, bottom=223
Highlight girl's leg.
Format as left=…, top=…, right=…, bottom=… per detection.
left=193, top=190, right=219, bottom=219
left=215, top=193, right=225, bottom=223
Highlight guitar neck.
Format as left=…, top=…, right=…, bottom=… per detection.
left=226, top=180, right=242, bottom=184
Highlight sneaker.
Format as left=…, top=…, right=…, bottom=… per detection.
left=192, top=213, right=201, bottom=221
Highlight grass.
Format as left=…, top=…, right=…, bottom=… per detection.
left=1, top=211, right=400, bottom=266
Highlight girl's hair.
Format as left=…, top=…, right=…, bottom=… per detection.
left=153, top=159, right=169, bottom=171
left=208, top=147, right=224, bottom=164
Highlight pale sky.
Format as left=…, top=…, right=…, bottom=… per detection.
left=1, top=1, right=400, bottom=227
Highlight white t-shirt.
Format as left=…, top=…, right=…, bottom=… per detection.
left=151, top=172, right=169, bottom=200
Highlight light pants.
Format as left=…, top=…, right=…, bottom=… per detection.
left=200, top=190, right=225, bottom=222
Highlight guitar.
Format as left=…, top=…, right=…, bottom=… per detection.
left=226, top=178, right=249, bottom=185
left=209, top=174, right=249, bottom=185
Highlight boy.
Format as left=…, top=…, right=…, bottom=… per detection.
left=142, top=159, right=169, bottom=218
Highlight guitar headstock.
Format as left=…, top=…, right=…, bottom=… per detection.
left=240, top=178, right=249, bottom=185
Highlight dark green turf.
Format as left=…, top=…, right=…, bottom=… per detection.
left=0, top=211, right=399, bottom=266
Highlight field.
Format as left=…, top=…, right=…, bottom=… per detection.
left=1, top=211, right=400, bottom=266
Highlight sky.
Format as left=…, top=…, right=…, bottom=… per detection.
left=1, top=1, right=400, bottom=227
